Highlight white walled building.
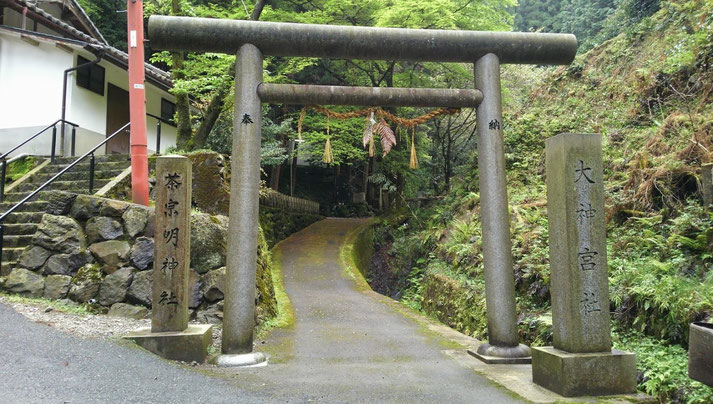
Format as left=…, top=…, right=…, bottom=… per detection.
left=0, top=0, right=178, bottom=157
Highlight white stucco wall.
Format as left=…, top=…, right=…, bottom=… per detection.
left=0, top=26, right=177, bottom=158
left=145, top=85, right=178, bottom=154
left=0, top=31, right=70, bottom=128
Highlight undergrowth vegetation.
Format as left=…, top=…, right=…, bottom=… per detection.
left=367, top=1, right=713, bottom=402
left=5, top=156, right=37, bottom=185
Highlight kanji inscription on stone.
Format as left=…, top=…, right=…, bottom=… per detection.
left=546, top=133, right=611, bottom=354
left=152, top=155, right=192, bottom=333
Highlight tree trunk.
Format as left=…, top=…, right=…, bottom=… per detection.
left=367, top=155, right=376, bottom=206
left=171, top=0, right=191, bottom=149
left=192, top=79, right=231, bottom=149
left=250, top=0, right=267, bottom=20
left=362, top=160, right=369, bottom=194
left=395, top=172, right=406, bottom=207
left=188, top=2, right=267, bottom=150
left=290, top=141, right=299, bottom=196
left=333, top=165, right=340, bottom=203
left=270, top=165, right=281, bottom=191
left=445, top=127, right=452, bottom=191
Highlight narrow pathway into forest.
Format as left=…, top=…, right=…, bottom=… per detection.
left=232, top=218, right=522, bottom=403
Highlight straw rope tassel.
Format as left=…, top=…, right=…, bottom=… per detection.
left=409, top=127, right=419, bottom=170
left=297, top=107, right=307, bottom=142
left=323, top=116, right=334, bottom=164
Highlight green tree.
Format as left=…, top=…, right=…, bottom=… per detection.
left=144, top=0, right=266, bottom=150
left=77, top=0, right=127, bottom=50
left=142, top=0, right=515, bottom=207
left=258, top=0, right=514, bottom=206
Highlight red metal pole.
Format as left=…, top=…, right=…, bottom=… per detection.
left=127, top=0, right=149, bottom=206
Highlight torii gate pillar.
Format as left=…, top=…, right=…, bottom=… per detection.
left=470, top=54, right=531, bottom=363
left=212, top=44, right=267, bottom=367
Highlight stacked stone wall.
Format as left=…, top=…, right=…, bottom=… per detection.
left=0, top=191, right=277, bottom=325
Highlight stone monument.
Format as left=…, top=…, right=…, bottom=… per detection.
left=702, top=164, right=713, bottom=207
left=125, top=155, right=213, bottom=363
left=689, top=322, right=713, bottom=387
left=532, top=133, right=637, bottom=396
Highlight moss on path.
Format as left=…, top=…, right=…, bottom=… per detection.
left=221, top=218, right=523, bottom=403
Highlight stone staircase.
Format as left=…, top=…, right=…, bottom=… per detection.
left=0, top=154, right=131, bottom=274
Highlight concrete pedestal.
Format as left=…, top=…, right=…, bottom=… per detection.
left=531, top=347, right=637, bottom=397
left=124, top=324, right=213, bottom=363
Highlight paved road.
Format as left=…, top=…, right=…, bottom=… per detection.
left=0, top=218, right=522, bottom=403
left=230, top=218, right=522, bottom=403
left=0, top=301, right=269, bottom=404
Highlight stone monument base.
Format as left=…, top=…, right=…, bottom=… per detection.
left=124, top=324, right=213, bottom=363
left=467, top=343, right=532, bottom=364
left=532, top=346, right=637, bottom=397
left=212, top=352, right=268, bottom=367
left=688, top=322, right=713, bottom=387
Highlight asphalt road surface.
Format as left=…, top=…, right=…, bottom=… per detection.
left=0, top=218, right=522, bottom=403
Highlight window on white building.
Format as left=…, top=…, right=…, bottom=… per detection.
left=76, top=55, right=105, bottom=96
left=161, top=98, right=176, bottom=126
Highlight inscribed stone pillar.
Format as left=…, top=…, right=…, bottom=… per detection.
left=546, top=133, right=610, bottom=352
left=151, top=155, right=191, bottom=332
left=702, top=164, right=713, bottom=207
left=124, top=154, right=212, bottom=363
left=532, top=133, right=636, bottom=397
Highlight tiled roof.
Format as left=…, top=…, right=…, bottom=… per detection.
left=52, top=0, right=108, bottom=45
left=2, top=0, right=172, bottom=90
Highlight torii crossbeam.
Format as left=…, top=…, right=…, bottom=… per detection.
left=148, top=15, right=577, bottom=366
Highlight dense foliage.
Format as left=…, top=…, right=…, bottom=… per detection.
left=77, top=0, right=128, bottom=50
left=84, top=0, right=713, bottom=401
left=514, top=0, right=661, bottom=52
left=367, top=1, right=713, bottom=402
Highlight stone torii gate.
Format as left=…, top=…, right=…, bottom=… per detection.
left=148, top=16, right=577, bottom=366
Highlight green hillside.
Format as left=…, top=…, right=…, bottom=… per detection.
left=368, top=1, right=713, bottom=402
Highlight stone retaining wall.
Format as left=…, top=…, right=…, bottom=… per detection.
left=0, top=191, right=277, bottom=324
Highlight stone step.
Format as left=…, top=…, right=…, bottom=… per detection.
left=26, top=169, right=127, bottom=184
left=0, top=261, right=16, bottom=276
left=1, top=234, right=33, bottom=248
left=0, top=201, right=48, bottom=214
left=1, top=191, right=53, bottom=204
left=2, top=247, right=24, bottom=262
left=51, top=154, right=131, bottom=165
left=37, top=161, right=130, bottom=175
left=0, top=211, right=44, bottom=224
left=14, top=179, right=112, bottom=193
left=3, top=223, right=38, bottom=236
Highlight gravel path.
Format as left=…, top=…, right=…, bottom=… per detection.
left=0, top=297, right=151, bottom=339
